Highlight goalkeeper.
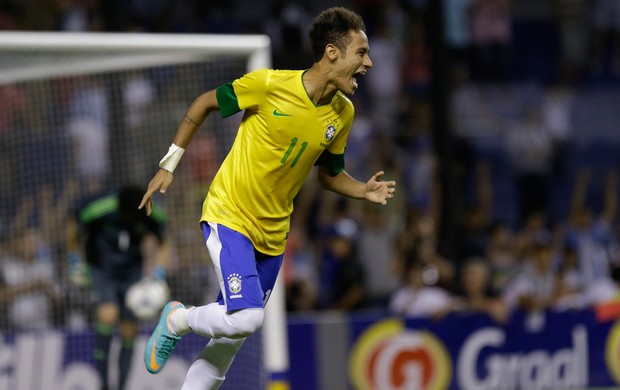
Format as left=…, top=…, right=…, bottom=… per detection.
left=67, top=185, right=168, bottom=390
left=139, top=6, right=396, bottom=389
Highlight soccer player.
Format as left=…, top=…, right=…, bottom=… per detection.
left=139, top=6, right=397, bottom=389
left=67, top=185, right=168, bottom=390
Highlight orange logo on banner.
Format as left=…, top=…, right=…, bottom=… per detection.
left=348, top=318, right=452, bottom=390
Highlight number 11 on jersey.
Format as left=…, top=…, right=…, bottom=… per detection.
left=281, top=137, right=308, bottom=168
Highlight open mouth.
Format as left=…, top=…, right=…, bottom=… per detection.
left=352, top=70, right=366, bottom=88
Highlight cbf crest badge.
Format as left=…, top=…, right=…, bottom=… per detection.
left=324, top=124, right=336, bottom=142
left=227, top=273, right=243, bottom=298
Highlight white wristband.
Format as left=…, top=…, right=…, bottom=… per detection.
left=159, top=143, right=185, bottom=173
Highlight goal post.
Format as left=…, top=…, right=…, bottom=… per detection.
left=0, top=31, right=288, bottom=390
left=0, top=31, right=271, bottom=84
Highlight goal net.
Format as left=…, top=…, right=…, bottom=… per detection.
left=0, top=31, right=272, bottom=390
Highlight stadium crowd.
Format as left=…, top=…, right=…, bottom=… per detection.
left=2, top=0, right=620, bottom=331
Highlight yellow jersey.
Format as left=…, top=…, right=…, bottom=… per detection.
left=201, top=68, right=354, bottom=255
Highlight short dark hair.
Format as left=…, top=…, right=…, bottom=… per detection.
left=308, top=7, right=366, bottom=62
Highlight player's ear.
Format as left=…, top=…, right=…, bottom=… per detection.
left=325, top=44, right=338, bottom=61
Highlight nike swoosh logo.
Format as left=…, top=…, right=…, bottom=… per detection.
left=149, top=332, right=161, bottom=371
left=273, top=109, right=292, bottom=117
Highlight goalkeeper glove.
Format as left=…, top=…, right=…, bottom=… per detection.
left=151, top=266, right=167, bottom=281
left=67, top=253, right=90, bottom=287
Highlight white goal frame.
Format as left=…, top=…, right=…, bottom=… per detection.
left=0, top=30, right=289, bottom=388
left=0, top=31, right=271, bottom=84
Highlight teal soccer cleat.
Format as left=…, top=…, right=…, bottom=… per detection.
left=144, top=301, right=185, bottom=373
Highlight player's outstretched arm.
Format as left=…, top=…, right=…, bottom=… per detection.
left=139, top=90, right=220, bottom=215
left=317, top=167, right=396, bottom=205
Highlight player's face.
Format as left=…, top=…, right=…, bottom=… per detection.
left=336, top=30, right=372, bottom=95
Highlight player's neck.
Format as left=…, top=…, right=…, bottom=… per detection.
left=302, top=65, right=338, bottom=106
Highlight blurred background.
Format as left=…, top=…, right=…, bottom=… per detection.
left=2, top=0, right=620, bottom=389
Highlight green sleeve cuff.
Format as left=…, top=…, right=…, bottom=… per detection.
left=216, top=83, right=241, bottom=118
left=315, top=150, right=345, bottom=176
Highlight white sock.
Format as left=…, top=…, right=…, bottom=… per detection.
left=187, top=302, right=264, bottom=339
left=180, top=337, right=245, bottom=390
left=169, top=306, right=195, bottom=336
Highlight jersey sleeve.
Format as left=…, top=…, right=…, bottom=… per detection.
left=315, top=150, right=345, bottom=176
left=216, top=68, right=270, bottom=118
left=315, top=100, right=354, bottom=176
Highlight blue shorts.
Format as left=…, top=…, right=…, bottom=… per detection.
left=202, top=221, right=283, bottom=312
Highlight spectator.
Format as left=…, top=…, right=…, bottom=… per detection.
left=452, top=256, right=509, bottom=323
left=505, top=104, right=555, bottom=224
left=566, top=168, right=618, bottom=303
left=553, top=242, right=586, bottom=309
left=57, top=0, right=101, bottom=31
left=357, top=202, right=400, bottom=308
left=486, top=221, right=519, bottom=294
left=513, top=210, right=551, bottom=261
left=542, top=84, right=575, bottom=220
left=399, top=100, right=437, bottom=213
left=317, top=218, right=367, bottom=311
left=283, top=220, right=319, bottom=312
left=503, top=237, right=565, bottom=312
left=394, top=182, right=453, bottom=291
left=395, top=209, right=437, bottom=272
left=366, top=8, right=405, bottom=132
left=165, top=224, right=212, bottom=308
left=454, top=160, right=493, bottom=261
left=123, top=72, right=155, bottom=182
left=39, top=180, right=81, bottom=254
left=389, top=254, right=453, bottom=318
left=67, top=77, right=109, bottom=194
left=0, top=226, right=63, bottom=331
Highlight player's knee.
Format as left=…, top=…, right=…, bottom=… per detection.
left=228, top=308, right=264, bottom=338
left=97, top=303, right=120, bottom=324
left=119, top=320, right=139, bottom=340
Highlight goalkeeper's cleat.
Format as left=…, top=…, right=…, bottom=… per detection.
left=144, top=301, right=185, bottom=374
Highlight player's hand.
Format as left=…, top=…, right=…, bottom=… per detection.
left=139, top=169, right=174, bottom=215
left=365, top=171, right=396, bottom=205
left=67, top=253, right=90, bottom=287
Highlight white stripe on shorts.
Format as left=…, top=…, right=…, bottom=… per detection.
left=204, top=222, right=228, bottom=311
